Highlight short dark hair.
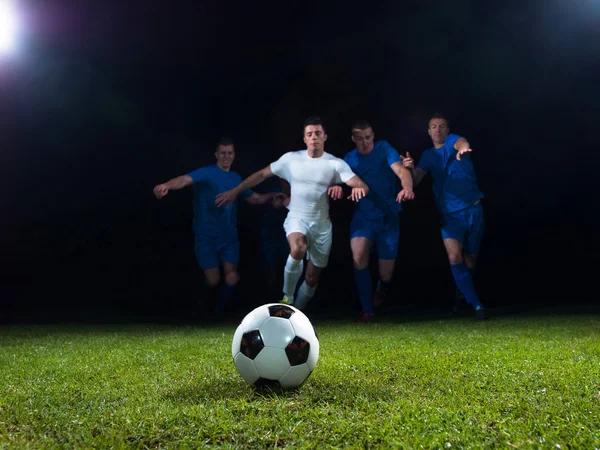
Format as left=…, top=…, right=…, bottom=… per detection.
left=429, top=113, right=449, bottom=127
left=351, top=120, right=372, bottom=132
left=303, top=116, right=326, bottom=134
left=216, top=136, right=234, bottom=149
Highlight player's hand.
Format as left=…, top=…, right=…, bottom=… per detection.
left=153, top=184, right=169, bottom=199
left=272, top=193, right=290, bottom=208
left=215, top=189, right=238, bottom=208
left=397, top=188, right=414, bottom=202
left=348, top=187, right=367, bottom=202
left=328, top=185, right=343, bottom=200
left=456, top=148, right=472, bottom=160
left=401, top=152, right=414, bottom=169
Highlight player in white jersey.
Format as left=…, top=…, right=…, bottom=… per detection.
left=216, top=116, right=370, bottom=310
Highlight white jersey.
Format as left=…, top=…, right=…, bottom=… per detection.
left=270, top=150, right=356, bottom=220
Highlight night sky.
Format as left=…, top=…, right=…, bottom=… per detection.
left=1, top=0, right=598, bottom=321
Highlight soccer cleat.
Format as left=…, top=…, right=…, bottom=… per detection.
left=372, top=290, right=387, bottom=309
left=280, top=295, right=293, bottom=305
left=357, top=310, right=375, bottom=323
left=475, top=305, right=485, bottom=321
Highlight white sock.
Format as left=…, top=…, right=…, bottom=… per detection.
left=283, top=255, right=303, bottom=299
left=294, top=281, right=317, bottom=310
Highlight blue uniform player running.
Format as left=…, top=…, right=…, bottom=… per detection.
left=153, top=137, right=277, bottom=315
left=402, top=114, right=486, bottom=320
left=331, top=121, right=414, bottom=322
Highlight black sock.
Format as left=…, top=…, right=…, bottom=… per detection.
left=377, top=280, right=391, bottom=293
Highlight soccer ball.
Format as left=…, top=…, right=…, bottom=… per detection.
left=231, top=303, right=319, bottom=389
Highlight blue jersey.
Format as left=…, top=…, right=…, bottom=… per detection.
left=187, top=165, right=253, bottom=238
left=343, top=140, right=403, bottom=219
left=417, top=134, right=483, bottom=214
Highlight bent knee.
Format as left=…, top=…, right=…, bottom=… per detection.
left=205, top=274, right=221, bottom=288
left=224, top=271, right=240, bottom=286
left=304, top=268, right=322, bottom=287
left=352, top=253, right=369, bottom=270
left=289, top=242, right=307, bottom=259
left=447, top=252, right=463, bottom=265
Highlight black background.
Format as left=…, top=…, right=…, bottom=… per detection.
left=1, top=0, right=598, bottom=322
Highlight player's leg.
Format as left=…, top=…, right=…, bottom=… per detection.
left=463, top=252, right=478, bottom=270
left=351, top=237, right=375, bottom=316
left=442, top=211, right=484, bottom=320
left=283, top=232, right=307, bottom=303
left=454, top=246, right=476, bottom=310
left=203, top=268, right=220, bottom=288
left=216, top=240, right=242, bottom=315
left=373, top=214, right=400, bottom=309
left=281, top=217, right=309, bottom=304
left=350, top=215, right=375, bottom=318
left=459, top=253, right=477, bottom=310
left=194, top=235, right=221, bottom=312
left=294, top=260, right=324, bottom=310
left=462, top=202, right=485, bottom=318
left=374, top=259, right=395, bottom=308
left=294, top=220, right=332, bottom=310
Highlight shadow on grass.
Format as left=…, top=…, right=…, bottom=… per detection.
left=163, top=373, right=398, bottom=406
left=163, top=378, right=306, bottom=404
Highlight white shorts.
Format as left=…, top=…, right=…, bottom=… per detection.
left=283, top=217, right=332, bottom=268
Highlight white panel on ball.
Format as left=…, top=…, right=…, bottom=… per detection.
left=260, top=317, right=295, bottom=348
left=239, top=305, right=270, bottom=331
left=279, top=364, right=311, bottom=389
left=231, top=326, right=246, bottom=358
left=253, top=347, right=290, bottom=380
left=289, top=311, right=318, bottom=342
left=306, top=339, right=320, bottom=371
left=233, top=353, right=260, bottom=385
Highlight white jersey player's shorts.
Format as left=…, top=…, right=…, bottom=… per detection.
left=283, top=216, right=332, bottom=268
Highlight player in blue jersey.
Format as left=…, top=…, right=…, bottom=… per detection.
left=402, top=114, right=486, bottom=320
left=331, top=121, right=414, bottom=322
left=153, top=137, right=278, bottom=316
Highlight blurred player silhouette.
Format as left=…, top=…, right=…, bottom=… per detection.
left=402, top=114, right=486, bottom=320
left=153, top=137, right=278, bottom=316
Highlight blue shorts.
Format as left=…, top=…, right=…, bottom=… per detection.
left=194, top=235, right=240, bottom=270
left=350, top=213, right=400, bottom=260
left=441, top=202, right=484, bottom=254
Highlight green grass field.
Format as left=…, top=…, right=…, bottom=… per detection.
left=1, top=313, right=599, bottom=449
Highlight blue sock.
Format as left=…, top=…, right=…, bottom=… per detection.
left=455, top=268, right=474, bottom=299
left=216, top=283, right=236, bottom=314
left=354, top=267, right=373, bottom=313
left=450, top=263, right=482, bottom=310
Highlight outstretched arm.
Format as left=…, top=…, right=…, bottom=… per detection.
left=345, top=175, right=369, bottom=202
left=401, top=152, right=427, bottom=187
left=390, top=161, right=414, bottom=202
left=454, top=137, right=472, bottom=160
left=215, top=165, right=274, bottom=207
left=244, top=191, right=278, bottom=205
left=153, top=175, right=193, bottom=199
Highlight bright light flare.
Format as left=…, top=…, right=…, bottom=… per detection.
left=0, top=0, right=19, bottom=55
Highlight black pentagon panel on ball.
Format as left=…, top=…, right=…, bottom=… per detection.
left=268, top=304, right=295, bottom=319
left=254, top=378, right=281, bottom=389
left=240, top=330, right=264, bottom=359
left=285, top=336, right=310, bottom=366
